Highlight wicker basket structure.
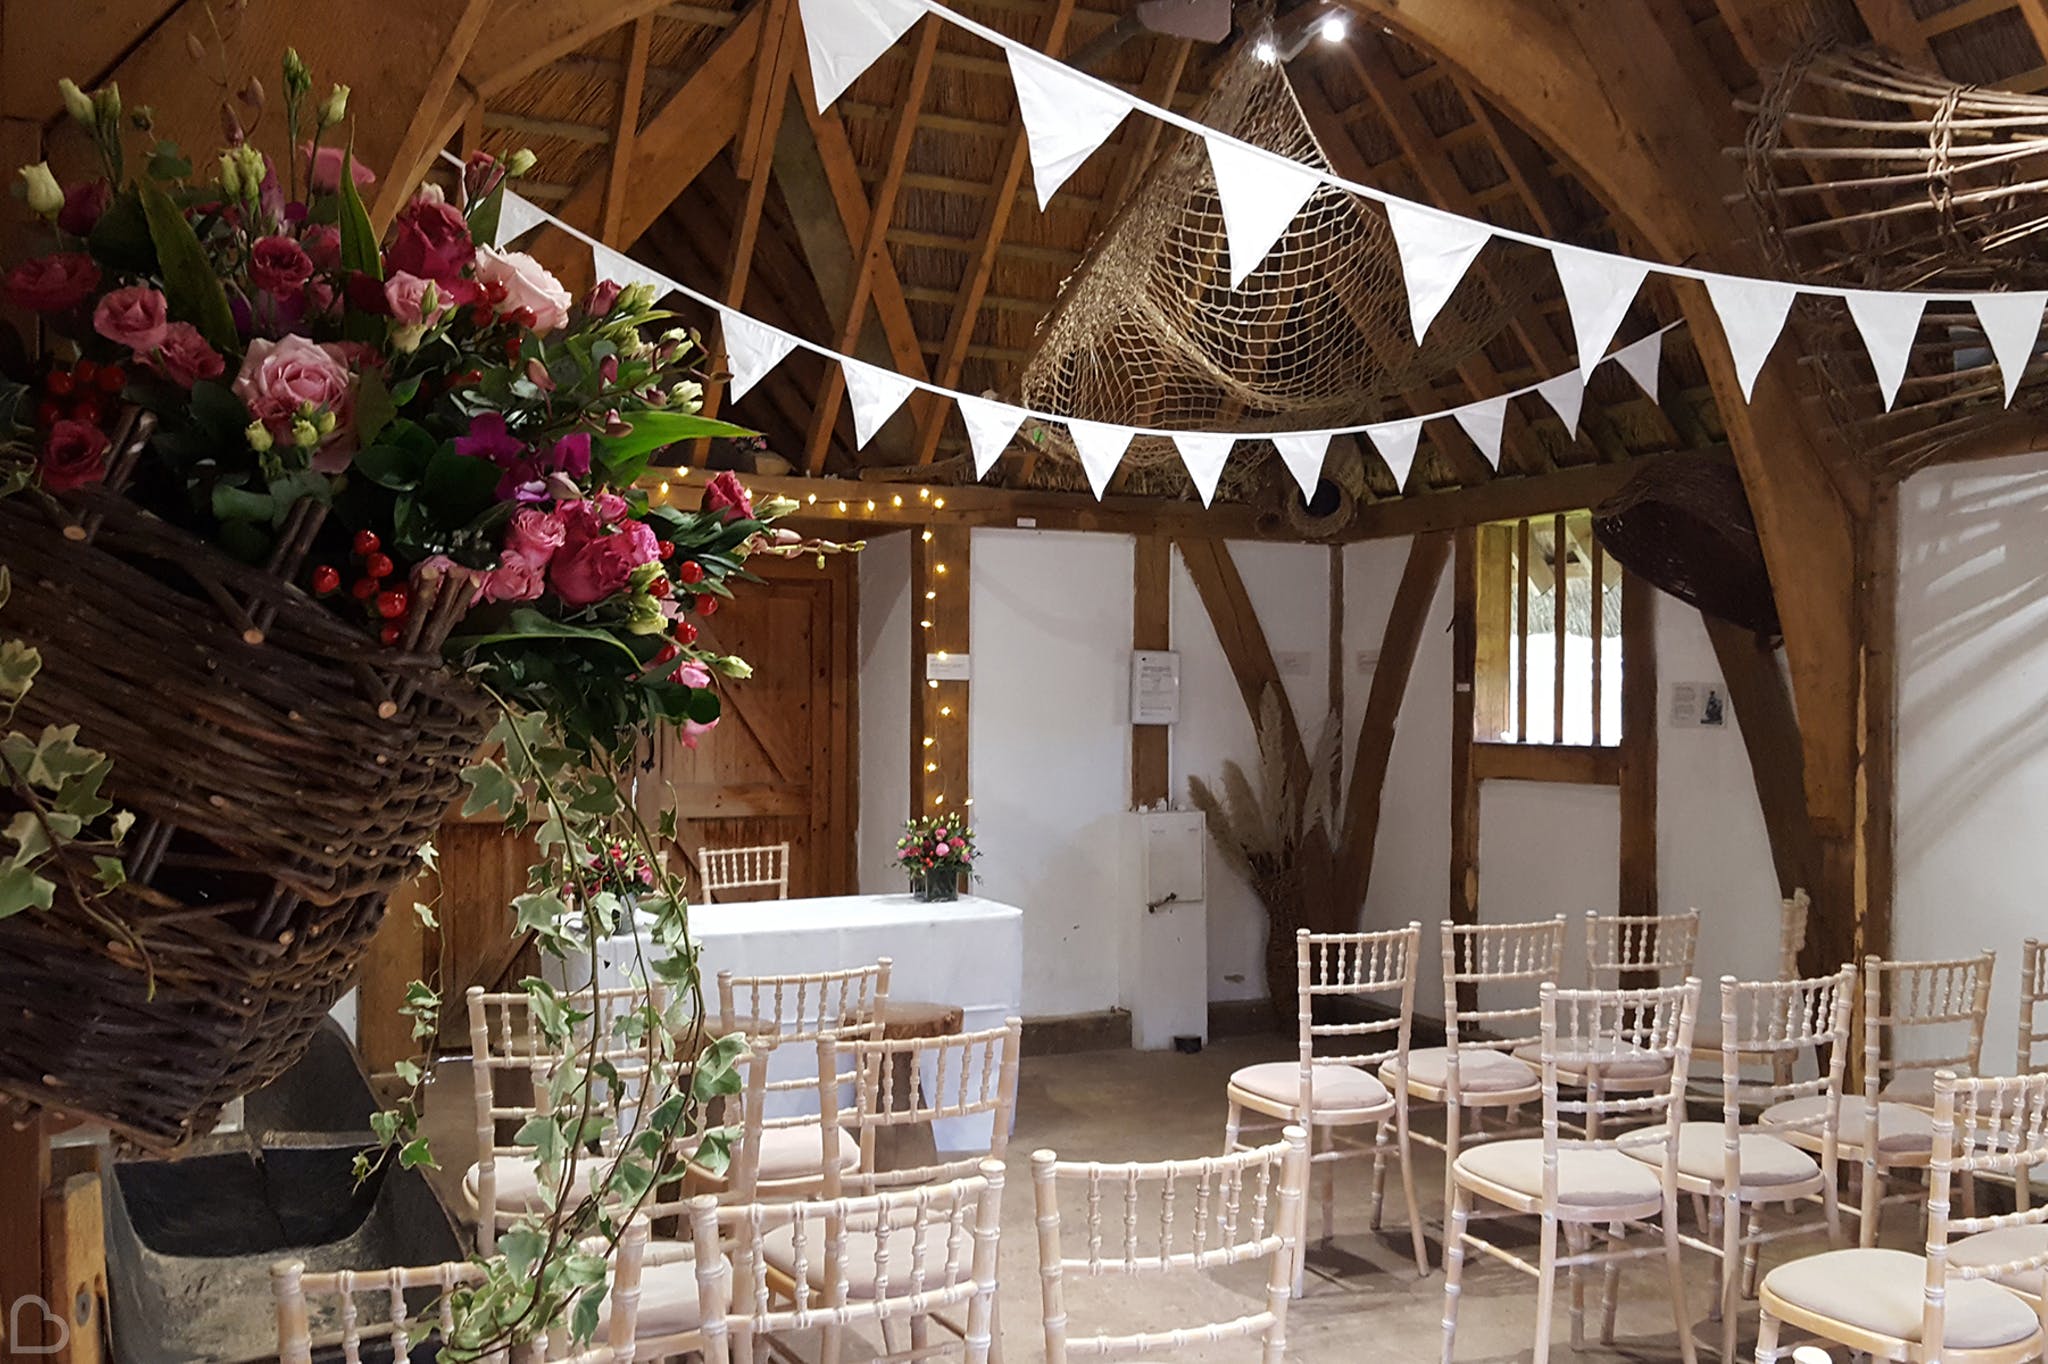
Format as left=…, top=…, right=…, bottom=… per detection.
left=1592, top=458, right=1780, bottom=637
left=0, top=434, right=489, bottom=1150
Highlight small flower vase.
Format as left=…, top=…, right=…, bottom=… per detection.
left=912, top=870, right=960, bottom=903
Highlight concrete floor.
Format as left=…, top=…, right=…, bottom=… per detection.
left=422, top=1034, right=1859, bottom=1363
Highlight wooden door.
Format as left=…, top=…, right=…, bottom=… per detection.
left=640, top=551, right=858, bottom=897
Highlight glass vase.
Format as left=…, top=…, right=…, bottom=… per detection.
left=912, top=870, right=960, bottom=903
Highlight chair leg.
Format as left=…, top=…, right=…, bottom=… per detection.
left=1859, top=1153, right=1882, bottom=1249
left=1397, top=1100, right=1429, bottom=1278
left=1319, top=1126, right=1337, bottom=1247
left=1720, top=1192, right=1741, bottom=1364
left=1440, top=1185, right=1471, bottom=1364
left=1564, top=1222, right=1587, bottom=1351
left=1442, top=1101, right=1464, bottom=1270
left=1532, top=1214, right=1559, bottom=1364
left=1370, top=1119, right=1391, bottom=1231
left=1739, top=1208, right=1764, bottom=1299
left=1224, top=1099, right=1243, bottom=1154
left=1752, top=1310, right=1780, bottom=1364
left=1663, top=1200, right=1699, bottom=1364
left=1599, top=1220, right=1622, bottom=1346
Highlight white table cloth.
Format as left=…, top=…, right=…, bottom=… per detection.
left=550, top=893, right=1023, bottom=1151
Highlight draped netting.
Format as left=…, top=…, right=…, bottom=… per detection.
left=1016, top=32, right=1542, bottom=501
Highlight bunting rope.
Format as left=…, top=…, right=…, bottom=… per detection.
left=797, top=0, right=2048, bottom=416
left=479, top=157, right=1685, bottom=502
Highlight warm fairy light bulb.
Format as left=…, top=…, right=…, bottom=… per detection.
left=892, top=495, right=903, bottom=507
left=921, top=530, right=933, bottom=542
left=963, top=797, right=974, bottom=807
left=866, top=499, right=876, bottom=511
left=925, top=762, right=937, bottom=772
left=940, top=705, right=953, bottom=716
left=923, top=736, right=935, bottom=747
left=935, top=563, right=948, bottom=574
left=919, top=488, right=931, bottom=500
left=658, top=480, right=671, bottom=497
left=934, top=794, right=946, bottom=807
left=932, top=497, right=946, bottom=509
left=937, top=650, right=949, bottom=660
left=837, top=500, right=848, bottom=512
left=807, top=493, right=818, bottom=504
left=1318, top=12, right=1348, bottom=42
left=925, top=590, right=937, bottom=600
left=927, top=678, right=939, bottom=689
left=920, top=619, right=933, bottom=629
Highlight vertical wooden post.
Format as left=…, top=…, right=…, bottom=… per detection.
left=1855, top=480, right=1899, bottom=970
left=1450, top=528, right=1480, bottom=1016
left=1473, top=523, right=1512, bottom=741
left=1551, top=513, right=1568, bottom=743
left=1514, top=518, right=1531, bottom=743
left=0, top=1116, right=52, bottom=1357
left=1618, top=572, right=1658, bottom=921
left=910, top=523, right=972, bottom=817
left=1131, top=537, right=1171, bottom=809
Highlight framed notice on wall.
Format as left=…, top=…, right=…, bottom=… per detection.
left=1131, top=650, right=1181, bottom=725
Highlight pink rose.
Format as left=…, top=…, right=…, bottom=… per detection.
left=592, top=490, right=628, bottom=523
left=385, top=195, right=473, bottom=285
left=505, top=507, right=567, bottom=564
left=303, top=144, right=376, bottom=195
left=473, top=247, right=570, bottom=332
left=249, top=235, right=314, bottom=295
left=58, top=181, right=110, bottom=237
left=148, top=322, right=225, bottom=388
left=93, top=285, right=169, bottom=352
left=232, top=334, right=356, bottom=460
left=702, top=470, right=753, bottom=523
left=678, top=717, right=718, bottom=750
left=482, top=553, right=547, bottom=603
left=40, top=420, right=109, bottom=492
left=672, top=659, right=712, bottom=689
left=6, top=253, right=100, bottom=312
left=549, top=520, right=659, bottom=607
left=382, top=271, right=447, bottom=327
left=300, top=223, right=342, bottom=271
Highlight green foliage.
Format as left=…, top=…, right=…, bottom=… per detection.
left=136, top=176, right=235, bottom=350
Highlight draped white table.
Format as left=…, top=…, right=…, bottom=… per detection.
left=552, top=893, right=1023, bottom=1150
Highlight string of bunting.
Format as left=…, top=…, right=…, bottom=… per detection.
left=485, top=169, right=1685, bottom=503
left=797, top=0, right=2048, bottom=414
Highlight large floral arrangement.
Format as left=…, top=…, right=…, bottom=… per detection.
left=0, top=57, right=852, bottom=1353
left=0, top=58, right=828, bottom=754
left=896, top=813, right=976, bottom=891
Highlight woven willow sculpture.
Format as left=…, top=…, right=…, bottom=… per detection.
left=1739, top=46, right=2048, bottom=470
left=1019, top=31, right=1541, bottom=502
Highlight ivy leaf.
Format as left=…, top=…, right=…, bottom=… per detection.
left=568, top=1284, right=605, bottom=1344
left=498, top=1226, right=545, bottom=1279
left=0, top=640, right=40, bottom=706
left=370, top=1109, right=403, bottom=1146
left=411, top=899, right=439, bottom=929
left=398, top=1138, right=438, bottom=1171
left=92, top=856, right=126, bottom=892
left=0, top=864, right=54, bottom=918
left=513, top=889, right=567, bottom=940
left=394, top=1059, right=422, bottom=1086
left=460, top=759, right=520, bottom=820
left=137, top=177, right=236, bottom=350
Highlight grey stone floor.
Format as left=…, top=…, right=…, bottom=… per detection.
left=421, top=1034, right=1866, bottom=1363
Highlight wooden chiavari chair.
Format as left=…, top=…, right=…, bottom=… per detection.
left=1439, top=979, right=1701, bottom=1364
left=1382, top=915, right=1567, bottom=1256
left=1223, top=923, right=1428, bottom=1287
left=699, top=842, right=791, bottom=902
left=1031, top=1129, right=1308, bottom=1364
left=272, top=1217, right=649, bottom=1364
left=1870, top=949, right=1997, bottom=1111
left=1757, top=1070, right=2048, bottom=1364
left=688, top=1163, right=1006, bottom=1364
left=1692, top=892, right=1813, bottom=1102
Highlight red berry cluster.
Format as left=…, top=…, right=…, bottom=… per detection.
left=309, top=530, right=411, bottom=646
left=33, top=359, right=126, bottom=430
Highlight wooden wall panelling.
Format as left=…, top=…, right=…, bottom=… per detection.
left=1471, top=742, right=1621, bottom=786
left=1617, top=572, right=1658, bottom=920
left=910, top=524, right=972, bottom=817
left=358, top=865, right=437, bottom=1075
left=1131, top=536, right=1171, bottom=808
left=1449, top=528, right=1480, bottom=1015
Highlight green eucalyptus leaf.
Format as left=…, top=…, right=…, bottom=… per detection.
left=137, top=177, right=236, bottom=350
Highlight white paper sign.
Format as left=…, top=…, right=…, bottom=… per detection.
left=1131, top=650, right=1180, bottom=725
left=1668, top=680, right=1728, bottom=729
left=925, top=652, right=971, bottom=682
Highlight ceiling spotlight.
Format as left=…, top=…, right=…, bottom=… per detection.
left=1254, top=36, right=1278, bottom=63
left=1319, top=12, right=1349, bottom=42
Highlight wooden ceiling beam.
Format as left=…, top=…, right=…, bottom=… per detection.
left=911, top=0, right=1084, bottom=467
left=599, top=17, right=656, bottom=245
left=803, top=16, right=944, bottom=473
left=465, top=0, right=675, bottom=99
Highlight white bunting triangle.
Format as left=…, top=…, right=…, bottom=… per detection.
left=1172, top=432, right=1236, bottom=507
left=1846, top=290, right=1926, bottom=411
left=1553, top=245, right=1649, bottom=380
left=1366, top=418, right=1425, bottom=489
left=1535, top=371, right=1585, bottom=438
left=1972, top=292, right=2047, bottom=406
left=1703, top=276, right=1797, bottom=402
left=590, top=242, right=673, bottom=297
left=1066, top=419, right=1133, bottom=500
left=496, top=191, right=548, bottom=247
left=1009, top=48, right=1133, bottom=209
left=1205, top=133, right=1323, bottom=289
left=956, top=395, right=1028, bottom=478
left=1385, top=199, right=1492, bottom=345
left=720, top=310, right=798, bottom=402
left=798, top=0, right=923, bottom=112
left=841, top=358, right=918, bottom=449
left=1452, top=396, right=1508, bottom=470
left=1611, top=331, right=1663, bottom=402
left=1271, top=432, right=1331, bottom=501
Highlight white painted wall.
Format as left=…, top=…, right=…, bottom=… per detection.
left=1897, top=450, right=2048, bottom=1070
left=856, top=530, right=912, bottom=893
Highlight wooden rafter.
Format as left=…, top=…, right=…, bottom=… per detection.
left=598, top=17, right=655, bottom=245
left=912, top=0, right=1083, bottom=467
left=802, top=16, right=944, bottom=473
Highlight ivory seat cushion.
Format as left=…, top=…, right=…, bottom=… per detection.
left=1760, top=1096, right=1934, bottom=1155
left=1950, top=1225, right=2048, bottom=1299
left=597, top=1256, right=717, bottom=1339
left=1511, top=1040, right=1673, bottom=1082
left=1454, top=1137, right=1663, bottom=1208
left=761, top=1214, right=976, bottom=1296
left=1619, top=1121, right=1818, bottom=1188
left=1880, top=1069, right=1947, bottom=1110
left=1763, top=1247, right=2040, bottom=1350
left=1229, top=1061, right=1391, bottom=1116
left=464, top=1154, right=617, bottom=1215
left=695, top=1122, right=861, bottom=1183
left=1382, top=1047, right=1539, bottom=1095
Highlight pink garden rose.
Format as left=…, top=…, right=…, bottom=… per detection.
left=504, top=506, right=567, bottom=563
left=40, top=420, right=109, bottom=492
left=482, top=553, right=547, bottom=603
left=303, top=144, right=376, bottom=194
left=385, top=195, right=473, bottom=284
left=702, top=470, right=753, bottom=524
left=58, top=180, right=109, bottom=237
left=678, top=717, right=718, bottom=750
left=249, top=235, right=314, bottom=295
left=549, top=519, right=660, bottom=607
left=232, top=334, right=356, bottom=465
left=473, top=247, right=571, bottom=332
left=382, top=271, right=447, bottom=327
left=148, top=322, right=225, bottom=388
left=5, top=253, right=100, bottom=312
left=300, top=223, right=341, bottom=271
left=93, top=285, right=169, bottom=352
left=672, top=659, right=712, bottom=689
